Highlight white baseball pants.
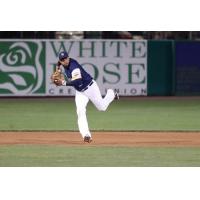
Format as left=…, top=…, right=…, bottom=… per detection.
left=75, top=80, right=115, bottom=138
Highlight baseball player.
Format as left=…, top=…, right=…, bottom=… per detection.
left=52, top=51, right=119, bottom=143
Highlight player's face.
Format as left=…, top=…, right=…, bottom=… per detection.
left=60, top=57, right=70, bottom=67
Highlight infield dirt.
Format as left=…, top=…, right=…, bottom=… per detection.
left=0, top=132, right=200, bottom=147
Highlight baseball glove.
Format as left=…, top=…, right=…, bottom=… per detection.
left=51, top=68, right=65, bottom=86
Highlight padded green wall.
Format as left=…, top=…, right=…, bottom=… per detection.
left=148, top=40, right=175, bottom=95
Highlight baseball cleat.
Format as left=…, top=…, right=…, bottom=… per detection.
left=114, top=92, right=119, bottom=100
left=83, top=135, right=92, bottom=143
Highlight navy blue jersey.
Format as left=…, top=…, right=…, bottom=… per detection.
left=64, top=58, right=93, bottom=91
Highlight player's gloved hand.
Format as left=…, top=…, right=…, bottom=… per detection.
left=51, top=69, right=65, bottom=86
left=53, top=79, right=63, bottom=86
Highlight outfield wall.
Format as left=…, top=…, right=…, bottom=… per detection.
left=147, top=40, right=175, bottom=96
left=175, top=41, right=200, bottom=95
left=0, top=39, right=200, bottom=96
left=148, top=40, right=200, bottom=96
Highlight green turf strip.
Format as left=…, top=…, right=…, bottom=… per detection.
left=0, top=98, right=200, bottom=131
left=1, top=145, right=200, bottom=167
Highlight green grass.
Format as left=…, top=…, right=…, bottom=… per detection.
left=1, top=145, right=200, bottom=166
left=0, top=97, right=200, bottom=131
left=1, top=97, right=200, bottom=167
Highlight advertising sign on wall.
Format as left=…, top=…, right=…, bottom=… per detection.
left=0, top=40, right=147, bottom=96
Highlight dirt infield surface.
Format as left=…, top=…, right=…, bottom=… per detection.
left=1, top=132, right=200, bottom=147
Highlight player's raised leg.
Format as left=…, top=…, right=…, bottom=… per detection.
left=84, top=80, right=115, bottom=111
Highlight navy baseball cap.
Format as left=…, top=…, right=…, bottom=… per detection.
left=59, top=51, right=68, bottom=60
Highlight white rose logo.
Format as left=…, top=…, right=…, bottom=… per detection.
left=0, top=42, right=44, bottom=95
